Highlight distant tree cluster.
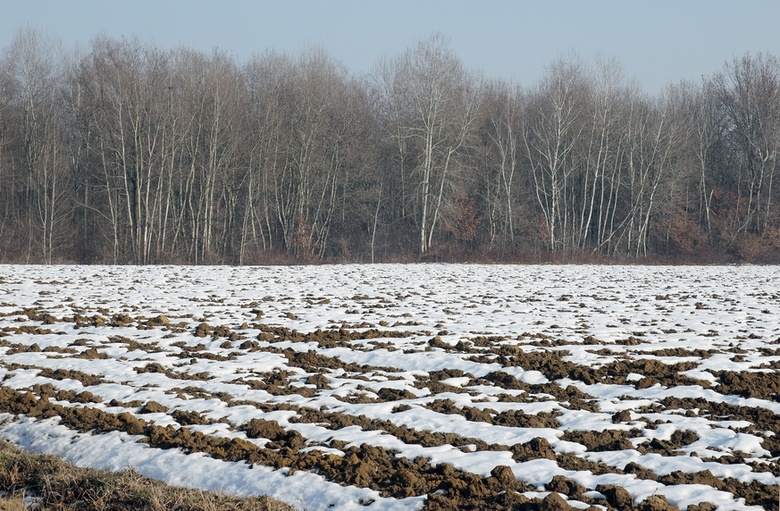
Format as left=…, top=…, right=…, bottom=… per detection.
left=1, top=29, right=779, bottom=264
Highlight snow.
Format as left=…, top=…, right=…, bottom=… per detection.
left=1, top=263, right=779, bottom=510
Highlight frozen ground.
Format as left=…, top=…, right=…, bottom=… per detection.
left=0, top=264, right=778, bottom=510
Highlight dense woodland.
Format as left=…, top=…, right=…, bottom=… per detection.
left=1, top=29, right=779, bottom=264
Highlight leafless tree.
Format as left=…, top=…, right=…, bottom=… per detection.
left=522, top=54, right=589, bottom=251
left=713, top=53, right=780, bottom=238
left=379, top=35, right=481, bottom=254
left=1, top=27, right=71, bottom=263
left=1, top=33, right=779, bottom=263
left=478, top=80, right=523, bottom=249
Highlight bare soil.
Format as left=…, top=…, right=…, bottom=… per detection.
left=1, top=301, right=779, bottom=510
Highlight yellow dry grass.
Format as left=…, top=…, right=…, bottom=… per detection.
left=0, top=439, right=298, bottom=511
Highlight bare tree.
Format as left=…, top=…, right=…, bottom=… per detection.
left=575, top=58, right=632, bottom=251
left=379, top=35, right=481, bottom=254
left=474, top=79, right=529, bottom=254
left=713, top=53, right=780, bottom=238
left=2, top=31, right=780, bottom=264
left=670, top=79, right=724, bottom=242
left=522, top=54, right=589, bottom=252
left=2, top=27, right=71, bottom=263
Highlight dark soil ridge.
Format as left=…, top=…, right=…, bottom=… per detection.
left=657, top=397, right=780, bottom=462
left=6, top=311, right=774, bottom=402
left=2, top=309, right=779, bottom=509
left=0, top=384, right=577, bottom=509
left=433, top=336, right=779, bottom=401
left=713, top=370, right=780, bottom=401
left=8, top=347, right=776, bottom=477
left=3, top=381, right=775, bottom=509
left=474, top=347, right=705, bottom=390
left=166, top=389, right=658, bottom=482
left=1, top=363, right=105, bottom=387
left=255, top=324, right=415, bottom=348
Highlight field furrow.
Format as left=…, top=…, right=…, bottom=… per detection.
left=0, top=264, right=778, bottom=510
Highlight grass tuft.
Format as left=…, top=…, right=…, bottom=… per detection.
left=0, top=439, right=298, bottom=510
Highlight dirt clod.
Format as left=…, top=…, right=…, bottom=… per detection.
left=637, top=494, right=680, bottom=511
left=140, top=401, right=169, bottom=414
left=596, top=484, right=633, bottom=509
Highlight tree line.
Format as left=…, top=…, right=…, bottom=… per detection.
left=1, top=29, right=779, bottom=264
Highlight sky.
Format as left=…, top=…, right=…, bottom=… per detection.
left=1, top=1, right=778, bottom=94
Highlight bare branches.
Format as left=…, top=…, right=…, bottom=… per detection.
left=0, top=32, right=779, bottom=263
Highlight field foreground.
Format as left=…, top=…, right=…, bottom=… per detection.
left=0, top=264, right=778, bottom=510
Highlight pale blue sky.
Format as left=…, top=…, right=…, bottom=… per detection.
left=1, top=1, right=778, bottom=93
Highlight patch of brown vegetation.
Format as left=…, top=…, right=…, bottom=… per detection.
left=0, top=439, right=295, bottom=511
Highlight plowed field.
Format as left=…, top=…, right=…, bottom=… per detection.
left=0, top=265, right=778, bottom=510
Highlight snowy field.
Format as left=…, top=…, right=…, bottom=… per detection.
left=0, top=264, right=778, bottom=510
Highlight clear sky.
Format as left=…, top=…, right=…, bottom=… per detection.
left=1, top=0, right=778, bottom=94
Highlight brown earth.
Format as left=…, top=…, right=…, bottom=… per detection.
left=1, top=313, right=779, bottom=510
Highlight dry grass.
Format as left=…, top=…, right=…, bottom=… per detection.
left=0, top=495, right=27, bottom=510
left=0, top=439, right=298, bottom=511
